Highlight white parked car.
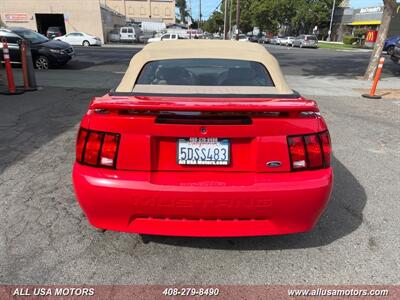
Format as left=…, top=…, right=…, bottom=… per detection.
left=147, top=33, right=179, bottom=43
left=54, top=32, right=101, bottom=46
left=279, top=36, right=296, bottom=46
left=231, top=34, right=249, bottom=42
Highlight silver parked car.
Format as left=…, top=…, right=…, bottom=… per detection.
left=108, top=29, right=120, bottom=43
left=270, top=36, right=279, bottom=45
left=258, top=36, right=270, bottom=44
left=292, top=35, right=318, bottom=48
left=279, top=36, right=296, bottom=46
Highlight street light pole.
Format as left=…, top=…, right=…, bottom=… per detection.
left=235, top=0, right=240, bottom=40
left=224, top=0, right=228, bottom=39
left=327, top=0, right=336, bottom=41
left=229, top=0, right=233, bottom=39
left=199, top=0, right=202, bottom=28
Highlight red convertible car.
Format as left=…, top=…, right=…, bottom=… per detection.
left=73, top=40, right=333, bottom=237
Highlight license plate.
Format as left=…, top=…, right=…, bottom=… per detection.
left=177, top=138, right=230, bottom=165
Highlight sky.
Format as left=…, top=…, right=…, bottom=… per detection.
left=186, top=0, right=385, bottom=21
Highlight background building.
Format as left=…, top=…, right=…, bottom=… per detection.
left=331, top=3, right=400, bottom=42
left=100, top=0, right=176, bottom=24
left=0, top=0, right=176, bottom=43
left=331, top=5, right=354, bottom=41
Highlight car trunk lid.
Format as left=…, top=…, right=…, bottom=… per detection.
left=85, top=95, right=325, bottom=173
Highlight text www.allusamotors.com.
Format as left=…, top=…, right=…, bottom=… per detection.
left=288, top=288, right=389, bottom=297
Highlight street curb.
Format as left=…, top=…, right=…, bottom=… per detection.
left=102, top=44, right=145, bottom=49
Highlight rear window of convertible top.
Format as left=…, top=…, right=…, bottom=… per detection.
left=136, top=59, right=275, bottom=87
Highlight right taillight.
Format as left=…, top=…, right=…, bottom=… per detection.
left=76, top=128, right=120, bottom=169
left=288, top=131, right=331, bottom=171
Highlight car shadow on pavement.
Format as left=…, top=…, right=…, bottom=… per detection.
left=144, top=156, right=366, bottom=250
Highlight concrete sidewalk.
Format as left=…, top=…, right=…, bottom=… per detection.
left=102, top=43, right=144, bottom=49
left=286, top=75, right=400, bottom=99
left=4, top=68, right=400, bottom=99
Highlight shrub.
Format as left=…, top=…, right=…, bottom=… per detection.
left=354, top=28, right=368, bottom=38
left=343, top=35, right=357, bottom=45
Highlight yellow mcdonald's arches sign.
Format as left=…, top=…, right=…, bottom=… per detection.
left=366, top=30, right=378, bottom=43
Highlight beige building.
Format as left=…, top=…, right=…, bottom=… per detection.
left=101, top=0, right=176, bottom=23
left=0, top=0, right=128, bottom=43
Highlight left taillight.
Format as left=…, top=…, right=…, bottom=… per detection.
left=76, top=128, right=120, bottom=169
left=76, top=129, right=88, bottom=163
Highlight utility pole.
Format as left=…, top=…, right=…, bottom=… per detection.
left=229, top=0, right=233, bottom=39
left=235, top=0, right=240, bottom=40
left=327, top=0, right=336, bottom=41
left=188, top=0, right=192, bottom=34
left=149, top=0, right=152, bottom=19
left=199, top=0, right=202, bottom=29
left=224, top=0, right=228, bottom=39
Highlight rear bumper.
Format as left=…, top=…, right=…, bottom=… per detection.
left=72, top=164, right=333, bottom=237
left=302, top=42, right=318, bottom=48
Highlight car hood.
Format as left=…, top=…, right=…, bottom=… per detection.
left=37, top=39, right=71, bottom=50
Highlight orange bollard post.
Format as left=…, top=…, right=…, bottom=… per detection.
left=20, top=40, right=30, bottom=90
left=1, top=38, right=24, bottom=95
left=362, top=57, right=385, bottom=99
left=2, top=37, right=16, bottom=93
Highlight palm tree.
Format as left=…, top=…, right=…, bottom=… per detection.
left=176, top=0, right=188, bottom=24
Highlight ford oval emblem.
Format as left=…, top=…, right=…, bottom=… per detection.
left=267, top=161, right=282, bottom=168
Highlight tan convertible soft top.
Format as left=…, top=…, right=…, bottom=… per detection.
left=116, top=40, right=293, bottom=95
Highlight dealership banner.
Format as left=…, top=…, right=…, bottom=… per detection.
left=4, top=13, right=29, bottom=23
left=0, top=285, right=399, bottom=299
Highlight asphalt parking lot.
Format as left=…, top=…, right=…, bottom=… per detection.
left=266, top=43, right=400, bottom=77
left=61, top=44, right=400, bottom=78
left=0, top=45, right=399, bottom=284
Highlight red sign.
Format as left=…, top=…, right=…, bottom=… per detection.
left=366, top=30, right=378, bottom=43
left=5, top=13, right=29, bottom=23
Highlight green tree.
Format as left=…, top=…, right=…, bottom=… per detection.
left=203, top=11, right=224, bottom=33
left=231, top=0, right=254, bottom=34
left=203, top=0, right=337, bottom=36
left=250, top=0, right=280, bottom=33
left=247, top=0, right=334, bottom=34
left=289, top=0, right=333, bottom=35
left=176, top=0, right=188, bottom=24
